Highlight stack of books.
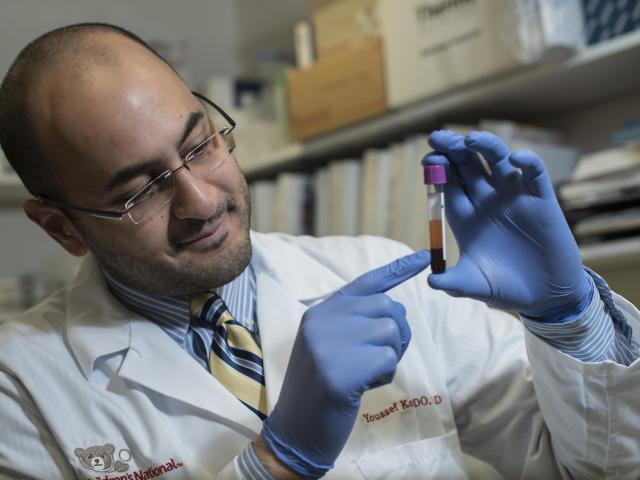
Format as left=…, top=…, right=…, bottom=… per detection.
left=558, top=143, right=640, bottom=244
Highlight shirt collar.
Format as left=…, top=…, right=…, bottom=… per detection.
left=103, top=264, right=256, bottom=347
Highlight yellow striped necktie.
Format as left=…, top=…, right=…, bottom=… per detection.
left=189, top=292, right=267, bottom=419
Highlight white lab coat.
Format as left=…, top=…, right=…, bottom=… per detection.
left=0, top=232, right=639, bottom=479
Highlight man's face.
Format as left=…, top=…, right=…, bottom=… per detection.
left=33, top=35, right=252, bottom=296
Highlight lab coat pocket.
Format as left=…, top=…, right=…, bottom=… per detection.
left=354, top=430, right=468, bottom=480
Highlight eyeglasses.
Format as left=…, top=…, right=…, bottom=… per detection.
left=38, top=92, right=236, bottom=225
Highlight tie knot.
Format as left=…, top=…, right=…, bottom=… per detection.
left=189, top=292, right=232, bottom=326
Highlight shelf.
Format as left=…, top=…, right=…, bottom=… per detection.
left=244, top=30, right=640, bottom=180
left=580, top=236, right=640, bottom=269
left=0, top=176, right=28, bottom=206
left=242, top=143, right=304, bottom=176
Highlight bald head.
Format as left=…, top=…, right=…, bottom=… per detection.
left=0, top=23, right=175, bottom=199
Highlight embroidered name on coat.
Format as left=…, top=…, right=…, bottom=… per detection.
left=362, top=394, right=443, bottom=424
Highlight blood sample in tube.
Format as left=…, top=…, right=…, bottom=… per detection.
left=423, top=164, right=447, bottom=274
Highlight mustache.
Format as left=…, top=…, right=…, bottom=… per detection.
left=170, top=195, right=238, bottom=248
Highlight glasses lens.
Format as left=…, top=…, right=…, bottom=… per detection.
left=188, top=100, right=235, bottom=177
left=127, top=174, right=176, bottom=224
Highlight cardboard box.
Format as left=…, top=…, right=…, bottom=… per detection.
left=379, top=0, right=584, bottom=108
left=288, top=37, right=387, bottom=140
left=310, top=0, right=380, bottom=58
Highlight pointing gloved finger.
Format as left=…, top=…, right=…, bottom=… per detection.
left=464, top=131, right=520, bottom=190
left=339, top=250, right=430, bottom=297
left=428, top=130, right=493, bottom=200
left=509, top=149, right=553, bottom=198
left=427, top=259, right=490, bottom=301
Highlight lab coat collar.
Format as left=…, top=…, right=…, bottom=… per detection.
left=66, top=254, right=263, bottom=435
left=66, top=254, right=132, bottom=379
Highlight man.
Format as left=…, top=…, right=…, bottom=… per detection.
left=0, top=23, right=638, bottom=479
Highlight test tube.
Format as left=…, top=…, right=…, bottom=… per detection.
left=423, top=164, right=447, bottom=274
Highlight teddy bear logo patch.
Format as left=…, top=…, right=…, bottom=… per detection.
left=74, top=443, right=131, bottom=473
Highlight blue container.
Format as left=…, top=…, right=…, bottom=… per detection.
left=582, top=0, right=640, bottom=44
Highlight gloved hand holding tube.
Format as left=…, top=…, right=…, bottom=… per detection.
left=423, top=130, right=593, bottom=321
left=260, top=250, right=430, bottom=478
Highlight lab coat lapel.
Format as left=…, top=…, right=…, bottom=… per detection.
left=118, top=315, right=263, bottom=437
left=250, top=233, right=346, bottom=410
left=255, top=273, right=308, bottom=411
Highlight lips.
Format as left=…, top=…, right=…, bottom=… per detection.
left=181, top=230, right=215, bottom=246
left=178, top=217, right=225, bottom=248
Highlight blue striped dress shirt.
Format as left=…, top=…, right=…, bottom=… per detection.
left=522, top=268, right=638, bottom=365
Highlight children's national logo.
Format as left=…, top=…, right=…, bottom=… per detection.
left=74, top=443, right=130, bottom=473
left=74, top=442, right=185, bottom=479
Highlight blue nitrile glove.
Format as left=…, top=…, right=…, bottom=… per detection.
left=261, top=250, right=430, bottom=478
left=423, top=130, right=593, bottom=321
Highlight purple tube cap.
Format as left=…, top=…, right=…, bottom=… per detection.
left=423, top=164, right=447, bottom=185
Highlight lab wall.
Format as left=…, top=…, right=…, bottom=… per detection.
left=234, top=0, right=310, bottom=76
left=0, top=0, right=310, bottom=88
left=0, top=209, right=81, bottom=314
left=0, top=0, right=239, bottom=88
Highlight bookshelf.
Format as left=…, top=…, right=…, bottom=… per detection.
left=242, top=29, right=640, bottom=180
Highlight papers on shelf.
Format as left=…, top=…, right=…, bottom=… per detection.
left=559, top=169, right=640, bottom=209
left=574, top=207, right=640, bottom=239
left=571, top=143, right=640, bottom=181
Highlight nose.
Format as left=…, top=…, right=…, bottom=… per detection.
left=170, top=168, right=223, bottom=220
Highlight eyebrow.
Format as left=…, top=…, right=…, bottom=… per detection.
left=177, top=111, right=204, bottom=150
left=103, top=110, right=205, bottom=195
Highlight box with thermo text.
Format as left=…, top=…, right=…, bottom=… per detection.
left=379, top=0, right=585, bottom=108
left=287, top=37, right=387, bottom=140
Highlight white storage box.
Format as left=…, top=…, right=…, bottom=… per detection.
left=379, top=0, right=585, bottom=108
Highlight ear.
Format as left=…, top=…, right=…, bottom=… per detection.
left=104, top=443, right=115, bottom=454
left=74, top=447, right=85, bottom=457
left=23, top=199, right=88, bottom=257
